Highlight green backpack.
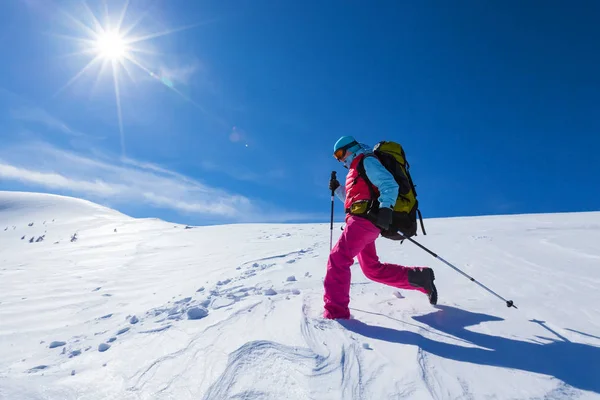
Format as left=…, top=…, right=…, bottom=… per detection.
left=357, top=141, right=426, bottom=238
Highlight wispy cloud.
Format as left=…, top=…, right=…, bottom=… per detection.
left=120, top=156, right=195, bottom=183
left=0, top=142, right=315, bottom=223
left=0, top=162, right=124, bottom=196
left=10, top=106, right=92, bottom=138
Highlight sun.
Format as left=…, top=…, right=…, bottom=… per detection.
left=95, top=31, right=128, bottom=61
left=54, top=1, right=204, bottom=157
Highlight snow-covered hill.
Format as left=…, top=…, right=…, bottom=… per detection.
left=1, top=191, right=599, bottom=399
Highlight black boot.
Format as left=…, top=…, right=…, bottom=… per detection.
left=408, top=268, right=438, bottom=305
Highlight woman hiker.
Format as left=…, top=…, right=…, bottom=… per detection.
left=323, top=135, right=437, bottom=320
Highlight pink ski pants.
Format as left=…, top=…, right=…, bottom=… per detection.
left=323, top=215, right=427, bottom=319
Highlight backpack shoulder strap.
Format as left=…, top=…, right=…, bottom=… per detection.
left=355, top=154, right=378, bottom=203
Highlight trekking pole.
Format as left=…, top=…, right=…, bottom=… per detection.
left=405, top=236, right=517, bottom=309
left=329, top=171, right=337, bottom=251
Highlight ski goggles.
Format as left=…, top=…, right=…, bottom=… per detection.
left=333, top=140, right=358, bottom=161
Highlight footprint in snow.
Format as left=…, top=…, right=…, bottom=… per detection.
left=49, top=341, right=66, bottom=349
left=69, top=350, right=81, bottom=358
left=98, top=343, right=111, bottom=352
left=28, top=365, right=48, bottom=373
left=263, top=288, right=277, bottom=296
left=166, top=307, right=185, bottom=320
left=129, top=316, right=139, bottom=324
left=199, top=299, right=211, bottom=307
left=286, top=276, right=296, bottom=282
left=174, top=297, right=192, bottom=304
left=187, top=307, right=209, bottom=320
left=117, top=327, right=130, bottom=335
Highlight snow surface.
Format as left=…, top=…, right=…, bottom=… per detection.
left=1, top=191, right=599, bottom=399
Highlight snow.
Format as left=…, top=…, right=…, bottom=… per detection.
left=1, top=191, right=599, bottom=399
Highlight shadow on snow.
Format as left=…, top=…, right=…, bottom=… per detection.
left=341, top=306, right=600, bottom=394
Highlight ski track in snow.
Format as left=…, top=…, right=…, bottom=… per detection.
left=201, top=340, right=320, bottom=400
left=1, top=192, right=600, bottom=399
left=296, top=297, right=404, bottom=400
left=128, top=301, right=264, bottom=394
left=121, top=245, right=317, bottom=398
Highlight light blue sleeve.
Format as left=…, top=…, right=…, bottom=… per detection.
left=363, top=156, right=398, bottom=208
left=334, top=185, right=346, bottom=202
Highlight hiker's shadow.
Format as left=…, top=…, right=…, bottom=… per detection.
left=340, top=306, right=600, bottom=394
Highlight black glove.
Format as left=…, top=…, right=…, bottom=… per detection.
left=329, top=177, right=340, bottom=191
left=375, top=207, right=394, bottom=231
left=382, top=230, right=406, bottom=241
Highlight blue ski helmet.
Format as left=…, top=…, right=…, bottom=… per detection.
left=333, top=136, right=360, bottom=160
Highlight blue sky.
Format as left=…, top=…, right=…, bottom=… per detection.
left=0, top=0, right=598, bottom=225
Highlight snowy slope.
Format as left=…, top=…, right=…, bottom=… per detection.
left=1, top=191, right=599, bottom=400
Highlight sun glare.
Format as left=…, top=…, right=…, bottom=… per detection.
left=55, top=1, right=204, bottom=157
left=95, top=31, right=127, bottom=61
